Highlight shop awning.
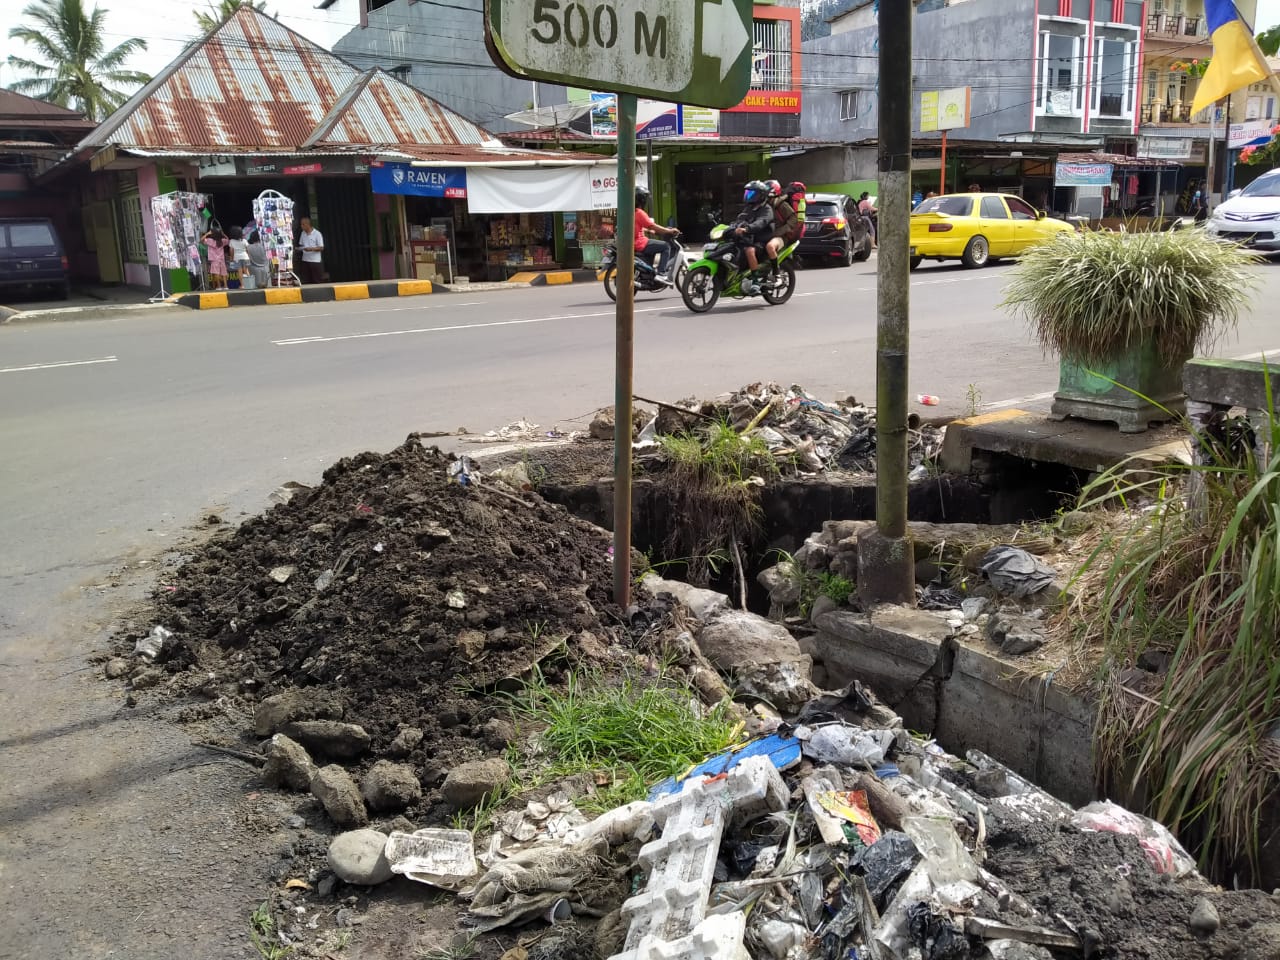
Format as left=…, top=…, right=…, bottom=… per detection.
left=465, top=161, right=650, bottom=214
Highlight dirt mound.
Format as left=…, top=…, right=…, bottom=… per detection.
left=143, top=435, right=616, bottom=771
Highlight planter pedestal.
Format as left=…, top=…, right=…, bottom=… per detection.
left=1050, top=342, right=1188, bottom=433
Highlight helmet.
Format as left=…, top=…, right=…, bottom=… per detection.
left=785, top=181, right=806, bottom=200
left=743, top=180, right=769, bottom=205
left=765, top=179, right=782, bottom=199
left=635, top=185, right=651, bottom=209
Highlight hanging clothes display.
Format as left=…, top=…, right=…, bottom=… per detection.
left=150, top=192, right=211, bottom=297
left=252, top=189, right=297, bottom=286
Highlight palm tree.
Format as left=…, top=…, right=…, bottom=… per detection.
left=194, top=0, right=268, bottom=34
left=6, top=0, right=150, bottom=121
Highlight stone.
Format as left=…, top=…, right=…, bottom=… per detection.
left=360, top=760, right=422, bottom=813
left=311, top=765, right=368, bottom=828
left=386, top=725, right=424, bottom=759
left=441, top=757, right=510, bottom=810
left=985, top=613, right=1047, bottom=655
left=736, top=659, right=819, bottom=713
left=1059, top=510, right=1092, bottom=536
left=757, top=563, right=802, bottom=606
left=809, top=594, right=840, bottom=624
left=131, top=668, right=164, bottom=689
left=308, top=522, right=334, bottom=537
left=638, top=573, right=731, bottom=622
left=269, top=565, right=296, bottom=584
left=327, top=829, right=393, bottom=885
left=589, top=406, right=618, bottom=440
left=262, top=734, right=319, bottom=791
left=317, top=874, right=338, bottom=898
left=483, top=718, right=517, bottom=748
left=1189, top=897, right=1220, bottom=935
left=696, top=609, right=805, bottom=672
left=103, top=658, right=129, bottom=679
left=281, top=720, right=371, bottom=760
left=961, top=597, right=993, bottom=622
left=253, top=687, right=344, bottom=737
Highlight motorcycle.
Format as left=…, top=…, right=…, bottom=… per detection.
left=679, top=224, right=798, bottom=314
left=600, top=235, right=689, bottom=302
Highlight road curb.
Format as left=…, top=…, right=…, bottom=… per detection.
left=174, top=278, right=443, bottom=310
left=506, top=269, right=601, bottom=286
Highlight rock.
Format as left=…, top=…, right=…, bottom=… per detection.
left=284, top=814, right=306, bottom=829
left=1189, top=897, right=1220, bottom=935
left=103, top=658, right=129, bottom=679
left=281, top=720, right=370, bottom=760
left=589, top=406, right=618, bottom=440
left=985, top=613, right=1047, bottom=656
left=757, top=563, right=802, bottom=606
left=308, top=522, right=334, bottom=537
left=317, top=874, right=338, bottom=898
left=327, top=829, right=393, bottom=885
left=262, top=734, right=319, bottom=791
left=269, top=565, right=296, bottom=583
left=638, top=574, right=731, bottom=622
left=386, top=725, right=424, bottom=759
left=442, top=757, right=510, bottom=810
left=809, top=595, right=840, bottom=624
left=483, top=718, right=517, bottom=748
left=360, top=760, right=422, bottom=813
left=961, top=597, right=993, bottom=621
left=131, top=668, right=164, bottom=689
left=253, top=687, right=344, bottom=737
left=696, top=609, right=805, bottom=671
left=311, top=765, right=368, bottom=828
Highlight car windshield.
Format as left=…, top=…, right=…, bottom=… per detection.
left=806, top=201, right=841, bottom=219
left=1240, top=173, right=1280, bottom=198
left=8, top=223, right=55, bottom=247
left=914, top=196, right=973, bottom=216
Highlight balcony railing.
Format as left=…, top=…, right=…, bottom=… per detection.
left=1145, top=13, right=1206, bottom=40
left=1143, top=103, right=1195, bottom=123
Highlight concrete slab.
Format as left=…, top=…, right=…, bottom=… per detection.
left=940, top=409, right=1190, bottom=476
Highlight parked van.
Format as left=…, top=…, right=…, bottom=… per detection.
left=0, top=218, right=70, bottom=300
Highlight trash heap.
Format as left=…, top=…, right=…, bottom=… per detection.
left=641, top=382, right=945, bottom=475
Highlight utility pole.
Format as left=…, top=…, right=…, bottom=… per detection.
left=860, top=0, right=916, bottom=607
left=613, top=94, right=637, bottom=608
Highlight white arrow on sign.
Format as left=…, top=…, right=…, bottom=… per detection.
left=701, top=0, right=750, bottom=84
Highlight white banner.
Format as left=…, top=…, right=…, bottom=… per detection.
left=1229, top=119, right=1275, bottom=150
left=466, top=163, right=648, bottom=214
left=1138, top=137, right=1192, bottom=160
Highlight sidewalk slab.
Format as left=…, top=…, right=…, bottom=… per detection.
left=940, top=410, right=1190, bottom=476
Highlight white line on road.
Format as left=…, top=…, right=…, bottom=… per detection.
left=280, top=301, right=486, bottom=320
left=0, top=356, right=119, bottom=374
left=271, top=307, right=671, bottom=346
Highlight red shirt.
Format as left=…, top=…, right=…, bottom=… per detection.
left=635, top=208, right=655, bottom=251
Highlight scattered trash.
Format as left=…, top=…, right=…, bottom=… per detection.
left=1073, top=801, right=1198, bottom=877
left=269, top=565, right=296, bottom=584
left=981, top=546, right=1057, bottom=599
left=445, top=590, right=467, bottom=609
left=448, top=456, right=477, bottom=486
left=854, top=830, right=921, bottom=908
left=495, top=793, right=587, bottom=844
left=134, top=625, right=171, bottom=661
left=384, top=828, right=478, bottom=890
left=917, top=395, right=941, bottom=406
left=313, top=569, right=334, bottom=592
left=490, top=461, right=533, bottom=490
left=268, top=480, right=311, bottom=506
left=801, top=724, right=895, bottom=767
left=648, top=732, right=802, bottom=800
left=816, top=789, right=883, bottom=847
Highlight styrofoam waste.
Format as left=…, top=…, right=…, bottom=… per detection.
left=756, top=917, right=807, bottom=959
left=723, top=755, right=788, bottom=829
left=565, top=800, right=656, bottom=846
left=383, top=828, right=477, bottom=890
left=609, top=912, right=750, bottom=960
left=800, top=724, right=895, bottom=767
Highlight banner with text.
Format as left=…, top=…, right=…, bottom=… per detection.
left=370, top=162, right=467, bottom=198
left=1054, top=162, right=1114, bottom=187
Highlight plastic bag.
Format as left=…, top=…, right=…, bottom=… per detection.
left=816, top=790, right=882, bottom=847
left=854, top=830, right=921, bottom=908
left=1072, top=800, right=1197, bottom=877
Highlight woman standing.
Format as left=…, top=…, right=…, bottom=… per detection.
left=202, top=227, right=229, bottom=290
left=227, top=225, right=251, bottom=287
left=246, top=230, right=270, bottom=289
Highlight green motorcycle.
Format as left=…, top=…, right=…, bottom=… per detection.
left=679, top=224, right=799, bottom=314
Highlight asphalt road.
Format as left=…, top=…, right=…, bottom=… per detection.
left=3, top=257, right=1280, bottom=955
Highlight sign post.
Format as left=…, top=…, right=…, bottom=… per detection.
left=920, top=87, right=971, bottom=195
left=485, top=0, right=754, bottom=607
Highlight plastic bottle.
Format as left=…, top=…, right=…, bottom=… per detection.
left=917, top=395, right=940, bottom=406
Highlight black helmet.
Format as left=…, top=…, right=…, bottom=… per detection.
left=635, top=186, right=651, bottom=209
left=743, top=180, right=769, bottom=205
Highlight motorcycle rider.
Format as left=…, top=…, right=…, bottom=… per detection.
left=733, top=180, right=775, bottom=295
left=634, top=185, right=681, bottom=284
left=763, top=180, right=802, bottom=276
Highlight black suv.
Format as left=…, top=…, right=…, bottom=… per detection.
left=797, top=193, right=872, bottom=267
left=0, top=218, right=70, bottom=300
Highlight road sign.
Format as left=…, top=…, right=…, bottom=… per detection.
left=920, top=87, right=971, bottom=133
left=484, top=0, right=754, bottom=110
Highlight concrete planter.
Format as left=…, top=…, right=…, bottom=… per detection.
left=1050, top=337, right=1188, bottom=433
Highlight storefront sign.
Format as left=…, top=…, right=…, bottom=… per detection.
left=920, top=87, right=971, bottom=132
left=284, top=162, right=323, bottom=176
left=1138, top=137, right=1192, bottom=160
left=1228, top=119, right=1275, bottom=150
left=466, top=162, right=645, bottom=214
left=198, top=156, right=237, bottom=178
left=637, top=101, right=680, bottom=139
left=1054, top=162, right=1114, bottom=186
left=722, top=7, right=803, bottom=115
left=370, top=162, right=468, bottom=198
left=680, top=105, right=719, bottom=138
left=243, top=158, right=280, bottom=176
left=728, top=90, right=802, bottom=113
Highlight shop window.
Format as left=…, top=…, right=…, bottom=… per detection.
left=839, top=90, right=859, bottom=121
left=751, top=17, right=793, bottom=91
left=1268, top=98, right=1276, bottom=120
left=118, top=191, right=147, bottom=264
left=1094, top=37, right=1136, bottom=118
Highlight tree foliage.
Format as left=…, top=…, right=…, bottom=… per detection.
left=6, top=0, right=150, bottom=120
left=193, top=0, right=268, bottom=34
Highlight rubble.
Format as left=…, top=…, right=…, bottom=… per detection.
left=442, top=757, right=511, bottom=810
left=261, top=734, right=318, bottom=791
left=310, top=765, right=367, bottom=828
left=327, top=829, right=393, bottom=885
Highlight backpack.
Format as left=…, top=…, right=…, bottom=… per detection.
left=790, top=195, right=807, bottom=239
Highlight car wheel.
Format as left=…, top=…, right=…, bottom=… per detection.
left=961, top=235, right=991, bottom=268
left=841, top=239, right=854, bottom=267
left=909, top=256, right=923, bottom=271
left=853, top=236, right=872, bottom=262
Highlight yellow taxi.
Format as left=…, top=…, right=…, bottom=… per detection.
left=909, top=193, right=1074, bottom=270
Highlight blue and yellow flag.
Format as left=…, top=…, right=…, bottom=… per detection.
left=1191, top=0, right=1275, bottom=114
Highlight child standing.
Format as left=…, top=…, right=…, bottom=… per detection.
left=203, top=228, right=229, bottom=290
left=227, top=225, right=250, bottom=288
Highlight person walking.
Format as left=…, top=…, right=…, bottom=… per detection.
left=246, top=230, right=270, bottom=288
left=297, top=217, right=325, bottom=284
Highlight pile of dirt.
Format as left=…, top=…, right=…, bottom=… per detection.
left=133, top=435, right=618, bottom=781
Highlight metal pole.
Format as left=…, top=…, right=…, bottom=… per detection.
left=1223, top=96, right=1234, bottom=197
left=613, top=94, right=638, bottom=608
left=939, top=130, right=947, bottom=195
left=1205, top=100, right=1217, bottom=207
left=860, top=0, right=916, bottom=607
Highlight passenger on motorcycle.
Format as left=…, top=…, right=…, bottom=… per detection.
left=764, top=180, right=802, bottom=274
left=733, top=180, right=775, bottom=295
left=634, top=186, right=681, bottom=284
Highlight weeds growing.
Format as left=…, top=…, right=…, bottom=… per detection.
left=249, top=901, right=292, bottom=960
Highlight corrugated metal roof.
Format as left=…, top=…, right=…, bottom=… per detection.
left=0, top=89, right=88, bottom=121
left=306, top=70, right=488, bottom=149
left=84, top=9, right=359, bottom=150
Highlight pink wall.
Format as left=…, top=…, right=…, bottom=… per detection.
left=138, top=163, right=161, bottom=269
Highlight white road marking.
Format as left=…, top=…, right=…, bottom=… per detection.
left=280, top=301, right=486, bottom=320
left=271, top=307, right=671, bottom=346
left=0, top=356, right=119, bottom=374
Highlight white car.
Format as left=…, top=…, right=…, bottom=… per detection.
left=1206, top=168, right=1280, bottom=254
